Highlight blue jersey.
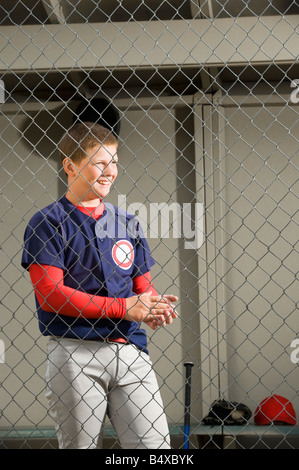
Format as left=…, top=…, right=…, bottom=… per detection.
left=21, top=196, right=155, bottom=353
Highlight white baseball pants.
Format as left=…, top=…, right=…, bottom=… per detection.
left=44, top=337, right=171, bottom=449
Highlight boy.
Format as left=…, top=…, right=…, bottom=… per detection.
left=21, top=122, right=178, bottom=449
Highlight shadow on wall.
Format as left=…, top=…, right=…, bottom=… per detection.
left=19, top=103, right=76, bottom=195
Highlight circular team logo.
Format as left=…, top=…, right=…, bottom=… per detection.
left=112, top=240, right=134, bottom=270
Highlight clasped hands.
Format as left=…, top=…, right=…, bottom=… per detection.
left=125, top=292, right=178, bottom=330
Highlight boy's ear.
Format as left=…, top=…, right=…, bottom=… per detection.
left=63, top=158, right=76, bottom=177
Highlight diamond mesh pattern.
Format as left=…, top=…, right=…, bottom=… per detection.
left=0, top=0, right=298, bottom=449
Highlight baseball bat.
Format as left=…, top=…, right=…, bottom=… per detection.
left=183, top=361, right=194, bottom=449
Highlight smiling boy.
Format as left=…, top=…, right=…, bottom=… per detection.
left=21, top=122, right=178, bottom=449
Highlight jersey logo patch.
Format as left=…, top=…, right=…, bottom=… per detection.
left=112, top=240, right=134, bottom=270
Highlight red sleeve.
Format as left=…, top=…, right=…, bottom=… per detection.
left=29, top=264, right=126, bottom=319
left=132, top=272, right=158, bottom=295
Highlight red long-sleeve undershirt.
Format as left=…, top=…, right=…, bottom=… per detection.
left=29, top=264, right=157, bottom=320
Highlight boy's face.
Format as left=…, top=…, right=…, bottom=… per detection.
left=66, top=143, right=118, bottom=202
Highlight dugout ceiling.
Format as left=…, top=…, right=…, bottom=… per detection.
left=1, top=0, right=299, bottom=104
left=1, top=0, right=298, bottom=24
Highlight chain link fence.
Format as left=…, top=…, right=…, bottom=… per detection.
left=0, top=0, right=298, bottom=449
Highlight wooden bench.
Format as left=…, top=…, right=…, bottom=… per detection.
left=1, top=423, right=298, bottom=448
left=191, top=423, right=299, bottom=449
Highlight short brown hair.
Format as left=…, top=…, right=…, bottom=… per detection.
left=59, top=122, right=118, bottom=165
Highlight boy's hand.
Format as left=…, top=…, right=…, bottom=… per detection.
left=125, top=292, right=178, bottom=330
